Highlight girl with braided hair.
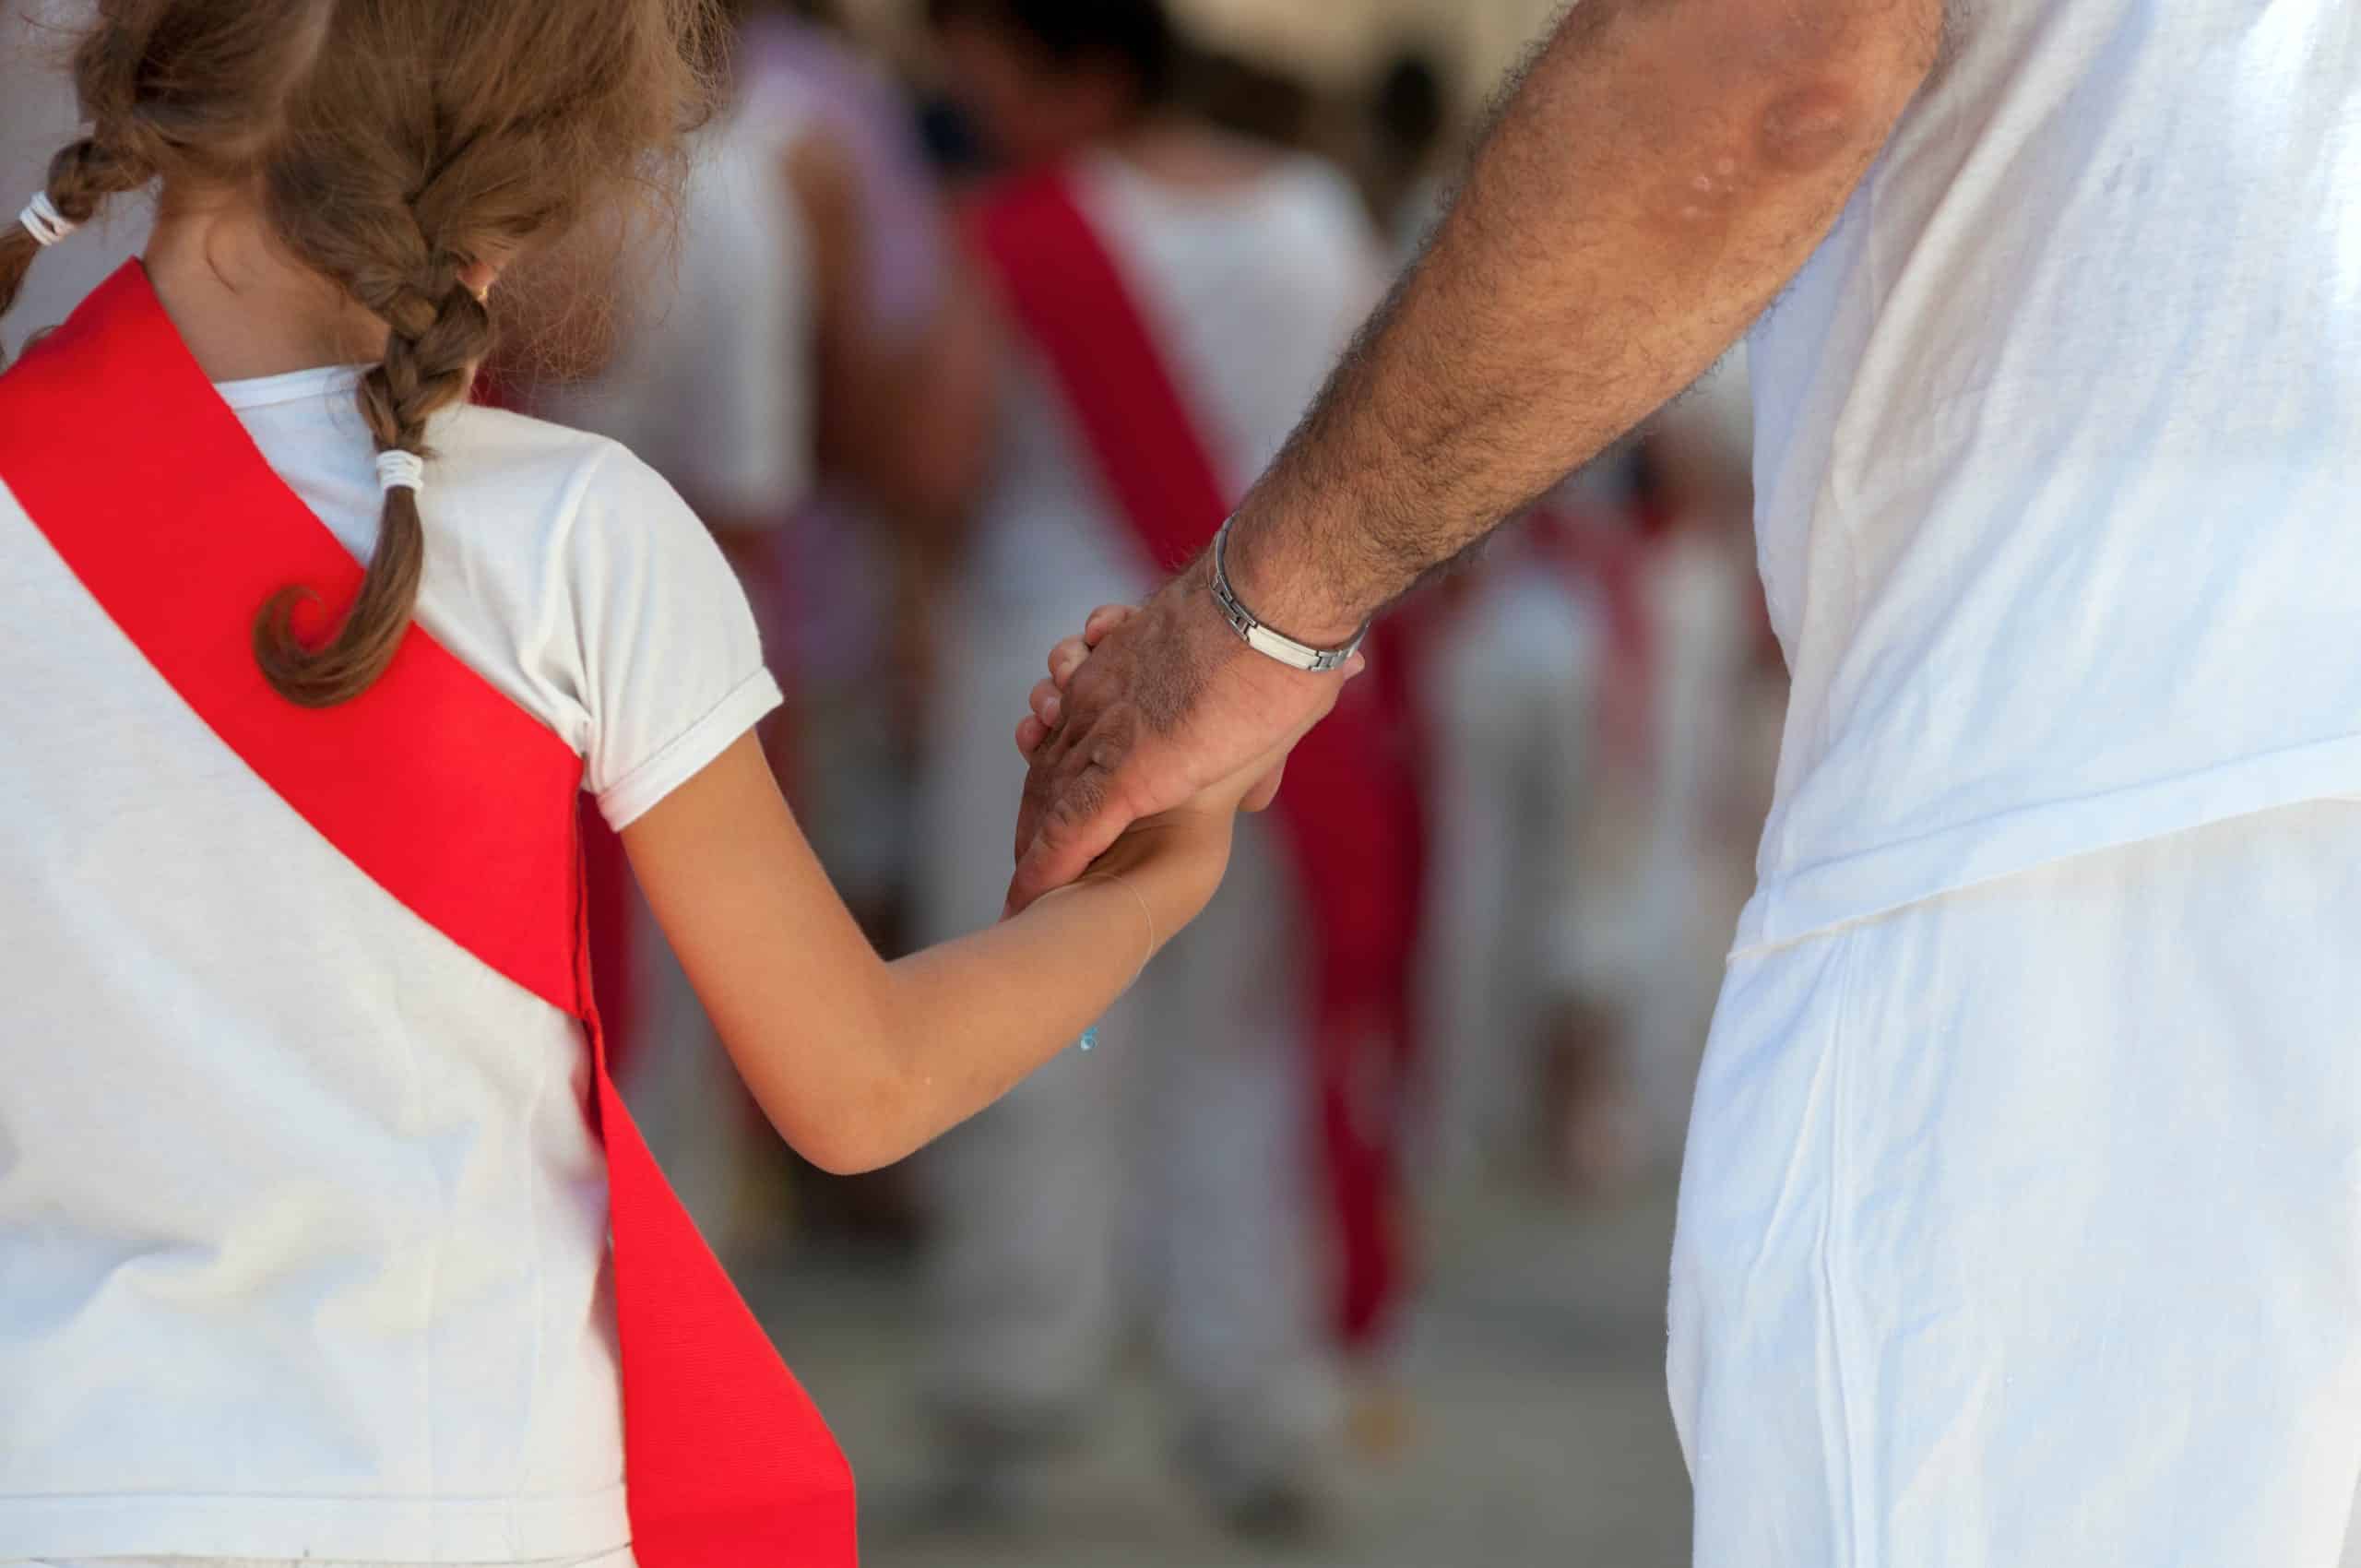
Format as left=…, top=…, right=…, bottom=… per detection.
left=0, top=4, right=1334, bottom=1565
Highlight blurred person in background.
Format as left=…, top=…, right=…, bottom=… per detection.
left=1357, top=50, right=1623, bottom=1197
left=1611, top=361, right=1782, bottom=1173
left=1176, top=48, right=1316, bottom=157
left=1362, top=45, right=1771, bottom=1201
left=736, top=0, right=994, bottom=941
left=911, top=0, right=1417, bottom=1535
left=531, top=0, right=992, bottom=1253
left=2, top=0, right=145, bottom=357
left=1364, top=47, right=1453, bottom=261
left=1406, top=505, right=1611, bottom=1195
left=1521, top=363, right=1774, bottom=1196
left=1360, top=33, right=1776, bottom=1198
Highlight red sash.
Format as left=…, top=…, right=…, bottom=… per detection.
left=467, top=371, right=643, bottom=1079
left=970, top=171, right=1425, bottom=1348
left=0, top=264, right=858, bottom=1566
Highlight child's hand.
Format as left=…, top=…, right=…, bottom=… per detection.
left=1015, top=603, right=1131, bottom=763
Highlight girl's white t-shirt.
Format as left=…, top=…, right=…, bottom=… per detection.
left=0, top=368, right=777, bottom=1562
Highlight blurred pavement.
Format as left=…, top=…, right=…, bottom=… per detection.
left=749, top=1181, right=1694, bottom=1568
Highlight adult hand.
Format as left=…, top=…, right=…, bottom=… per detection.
left=1004, top=554, right=1359, bottom=914
left=1019, top=600, right=1296, bottom=815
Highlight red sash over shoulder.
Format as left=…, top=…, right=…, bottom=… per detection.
left=970, top=171, right=1426, bottom=1349
left=0, top=264, right=858, bottom=1566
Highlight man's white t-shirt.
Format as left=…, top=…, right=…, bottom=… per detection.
left=1739, top=0, right=2361, bottom=950
left=0, top=364, right=777, bottom=1562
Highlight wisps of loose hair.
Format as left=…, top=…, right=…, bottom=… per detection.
left=0, top=0, right=726, bottom=707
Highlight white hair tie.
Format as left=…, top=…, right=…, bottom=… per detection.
left=375, top=450, right=426, bottom=495
left=18, top=192, right=75, bottom=248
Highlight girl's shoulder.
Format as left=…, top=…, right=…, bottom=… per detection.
left=425, top=402, right=717, bottom=582
left=432, top=402, right=680, bottom=520
left=407, top=404, right=761, bottom=793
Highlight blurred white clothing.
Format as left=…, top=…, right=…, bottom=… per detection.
left=1622, top=527, right=1779, bottom=1161
left=917, top=707, right=1326, bottom=1489
left=1590, top=352, right=1769, bottom=1167
left=1416, top=553, right=1603, bottom=1185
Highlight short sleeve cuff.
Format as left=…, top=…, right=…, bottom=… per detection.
left=596, top=667, right=784, bottom=832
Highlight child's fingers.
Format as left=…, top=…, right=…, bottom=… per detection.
left=1016, top=713, right=1051, bottom=759
left=1047, top=635, right=1091, bottom=688
left=1083, top=603, right=1138, bottom=647
left=1028, top=677, right=1063, bottom=731
left=1029, top=612, right=1150, bottom=752
left=1240, top=763, right=1287, bottom=814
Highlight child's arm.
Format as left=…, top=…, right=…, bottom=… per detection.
left=619, top=724, right=1278, bottom=1177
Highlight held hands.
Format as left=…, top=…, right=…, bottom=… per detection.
left=1005, top=557, right=1362, bottom=913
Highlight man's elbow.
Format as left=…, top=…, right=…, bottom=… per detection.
left=1741, top=0, right=1944, bottom=146
left=1649, top=3, right=1938, bottom=236
left=1625, top=0, right=1940, bottom=240
left=1748, top=77, right=1905, bottom=180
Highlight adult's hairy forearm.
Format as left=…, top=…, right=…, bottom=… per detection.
left=1226, top=0, right=1940, bottom=641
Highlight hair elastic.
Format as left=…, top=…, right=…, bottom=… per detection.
left=375, top=450, right=426, bottom=495
left=18, top=192, right=75, bottom=248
